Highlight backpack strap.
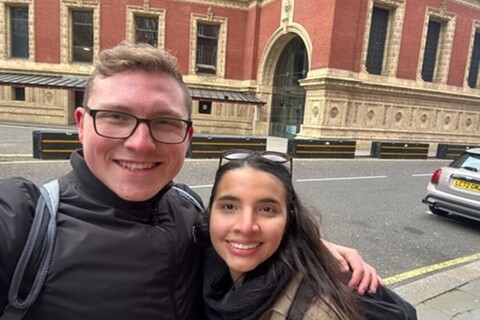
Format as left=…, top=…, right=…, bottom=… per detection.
left=170, top=185, right=204, bottom=245
left=1, top=180, right=59, bottom=320
left=171, top=186, right=204, bottom=214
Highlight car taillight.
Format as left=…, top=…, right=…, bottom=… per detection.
left=431, top=169, right=442, bottom=184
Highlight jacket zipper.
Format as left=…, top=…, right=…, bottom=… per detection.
left=151, top=205, right=180, bottom=319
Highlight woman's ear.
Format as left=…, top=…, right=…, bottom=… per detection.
left=200, top=208, right=211, bottom=235
left=284, top=209, right=295, bottom=235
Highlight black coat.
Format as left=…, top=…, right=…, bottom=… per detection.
left=0, top=150, right=204, bottom=320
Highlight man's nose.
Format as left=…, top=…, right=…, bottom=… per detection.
left=123, top=122, right=156, bottom=150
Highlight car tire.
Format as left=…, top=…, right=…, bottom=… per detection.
left=429, top=205, right=449, bottom=217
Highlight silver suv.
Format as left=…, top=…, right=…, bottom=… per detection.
left=423, top=148, right=480, bottom=222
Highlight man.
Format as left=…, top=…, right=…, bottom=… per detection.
left=0, top=42, right=380, bottom=319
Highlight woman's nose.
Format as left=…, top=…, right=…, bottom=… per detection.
left=233, top=210, right=260, bottom=233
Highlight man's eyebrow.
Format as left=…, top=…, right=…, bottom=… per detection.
left=97, top=105, right=184, bottom=118
left=94, top=104, right=130, bottom=112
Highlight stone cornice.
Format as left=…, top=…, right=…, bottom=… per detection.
left=159, top=0, right=274, bottom=11
left=451, top=0, right=480, bottom=10
left=300, top=75, right=480, bottom=107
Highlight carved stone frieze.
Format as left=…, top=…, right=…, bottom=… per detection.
left=44, top=91, right=54, bottom=104
left=298, top=76, right=480, bottom=145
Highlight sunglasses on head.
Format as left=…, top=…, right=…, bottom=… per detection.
left=219, top=149, right=293, bottom=174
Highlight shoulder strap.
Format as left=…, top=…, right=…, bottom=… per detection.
left=171, top=186, right=204, bottom=214
left=1, top=180, right=59, bottom=320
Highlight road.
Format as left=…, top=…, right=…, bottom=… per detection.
left=1, top=123, right=479, bottom=284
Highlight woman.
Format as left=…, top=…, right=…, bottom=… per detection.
left=202, top=149, right=364, bottom=320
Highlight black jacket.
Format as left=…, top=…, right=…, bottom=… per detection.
left=0, top=150, right=204, bottom=319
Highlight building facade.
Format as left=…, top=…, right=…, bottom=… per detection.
left=1, top=0, right=480, bottom=153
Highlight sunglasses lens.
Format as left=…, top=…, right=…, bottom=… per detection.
left=225, top=152, right=252, bottom=160
left=221, top=149, right=292, bottom=175
left=263, top=154, right=289, bottom=163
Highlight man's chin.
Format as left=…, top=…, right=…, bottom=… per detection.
left=113, top=185, right=160, bottom=202
left=117, top=192, right=156, bottom=202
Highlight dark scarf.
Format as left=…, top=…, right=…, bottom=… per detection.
left=203, top=247, right=293, bottom=320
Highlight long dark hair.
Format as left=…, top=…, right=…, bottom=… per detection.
left=205, top=155, right=363, bottom=320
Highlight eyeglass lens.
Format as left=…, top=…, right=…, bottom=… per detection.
left=92, top=110, right=189, bottom=144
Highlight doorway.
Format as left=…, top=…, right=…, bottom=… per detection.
left=269, top=37, right=308, bottom=138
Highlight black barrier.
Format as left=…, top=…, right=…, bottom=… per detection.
left=371, top=141, right=429, bottom=159
left=436, top=144, right=479, bottom=159
left=33, top=131, right=81, bottom=160
left=288, top=139, right=356, bottom=158
left=188, top=136, right=267, bottom=159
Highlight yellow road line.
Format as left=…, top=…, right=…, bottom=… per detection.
left=384, top=253, right=480, bottom=285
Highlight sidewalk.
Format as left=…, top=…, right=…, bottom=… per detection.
left=393, top=260, right=480, bottom=319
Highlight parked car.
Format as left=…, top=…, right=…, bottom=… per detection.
left=422, top=148, right=480, bottom=222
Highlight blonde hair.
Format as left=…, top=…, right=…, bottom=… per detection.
left=84, top=41, right=192, bottom=116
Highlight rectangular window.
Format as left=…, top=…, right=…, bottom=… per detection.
left=293, top=50, right=307, bottom=79
left=366, top=7, right=389, bottom=75
left=135, top=16, right=158, bottom=47
left=74, top=90, right=84, bottom=108
left=468, top=32, right=480, bottom=88
left=198, top=100, right=212, bottom=114
left=13, top=87, right=25, bottom=101
left=196, top=23, right=219, bottom=74
left=422, top=20, right=441, bottom=82
left=72, top=10, right=93, bottom=62
left=10, top=6, right=29, bottom=58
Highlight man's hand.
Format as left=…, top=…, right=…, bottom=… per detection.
left=322, top=239, right=385, bottom=295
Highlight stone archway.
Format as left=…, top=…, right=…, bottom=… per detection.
left=269, top=37, right=308, bottom=138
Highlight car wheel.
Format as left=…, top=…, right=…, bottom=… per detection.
left=429, top=205, right=449, bottom=217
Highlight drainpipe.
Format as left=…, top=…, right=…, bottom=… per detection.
left=253, top=104, right=258, bottom=136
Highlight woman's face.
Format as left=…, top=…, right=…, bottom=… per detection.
left=209, top=167, right=288, bottom=283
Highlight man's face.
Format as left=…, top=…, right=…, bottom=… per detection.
left=75, top=69, right=193, bottom=201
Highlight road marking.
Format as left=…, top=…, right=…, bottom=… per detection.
left=412, top=173, right=433, bottom=177
left=189, top=184, right=213, bottom=189
left=0, top=123, right=75, bottom=131
left=296, top=175, right=387, bottom=182
left=0, top=160, right=68, bottom=164
left=0, top=154, right=32, bottom=157
left=384, top=253, right=480, bottom=285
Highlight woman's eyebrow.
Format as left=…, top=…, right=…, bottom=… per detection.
left=257, top=198, right=282, bottom=205
left=216, top=195, right=282, bottom=205
left=215, top=195, right=239, bottom=202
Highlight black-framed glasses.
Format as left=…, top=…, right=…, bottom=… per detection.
left=219, top=149, right=293, bottom=174
left=83, top=105, right=192, bottom=144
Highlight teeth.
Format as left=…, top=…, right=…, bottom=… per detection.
left=119, top=161, right=155, bottom=170
left=229, top=242, right=260, bottom=250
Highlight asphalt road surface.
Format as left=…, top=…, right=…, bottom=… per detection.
left=1, top=123, right=479, bottom=283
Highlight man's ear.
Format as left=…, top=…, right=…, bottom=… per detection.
left=74, top=107, right=85, bottom=143
left=187, top=126, right=194, bottom=141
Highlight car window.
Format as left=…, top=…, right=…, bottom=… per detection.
left=450, top=153, right=480, bottom=171
left=462, top=155, right=480, bottom=172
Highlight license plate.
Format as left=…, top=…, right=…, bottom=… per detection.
left=452, top=179, right=480, bottom=193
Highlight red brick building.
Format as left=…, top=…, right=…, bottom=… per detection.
left=1, top=0, right=479, bottom=153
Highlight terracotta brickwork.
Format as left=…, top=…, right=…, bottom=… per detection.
left=0, top=0, right=479, bottom=153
